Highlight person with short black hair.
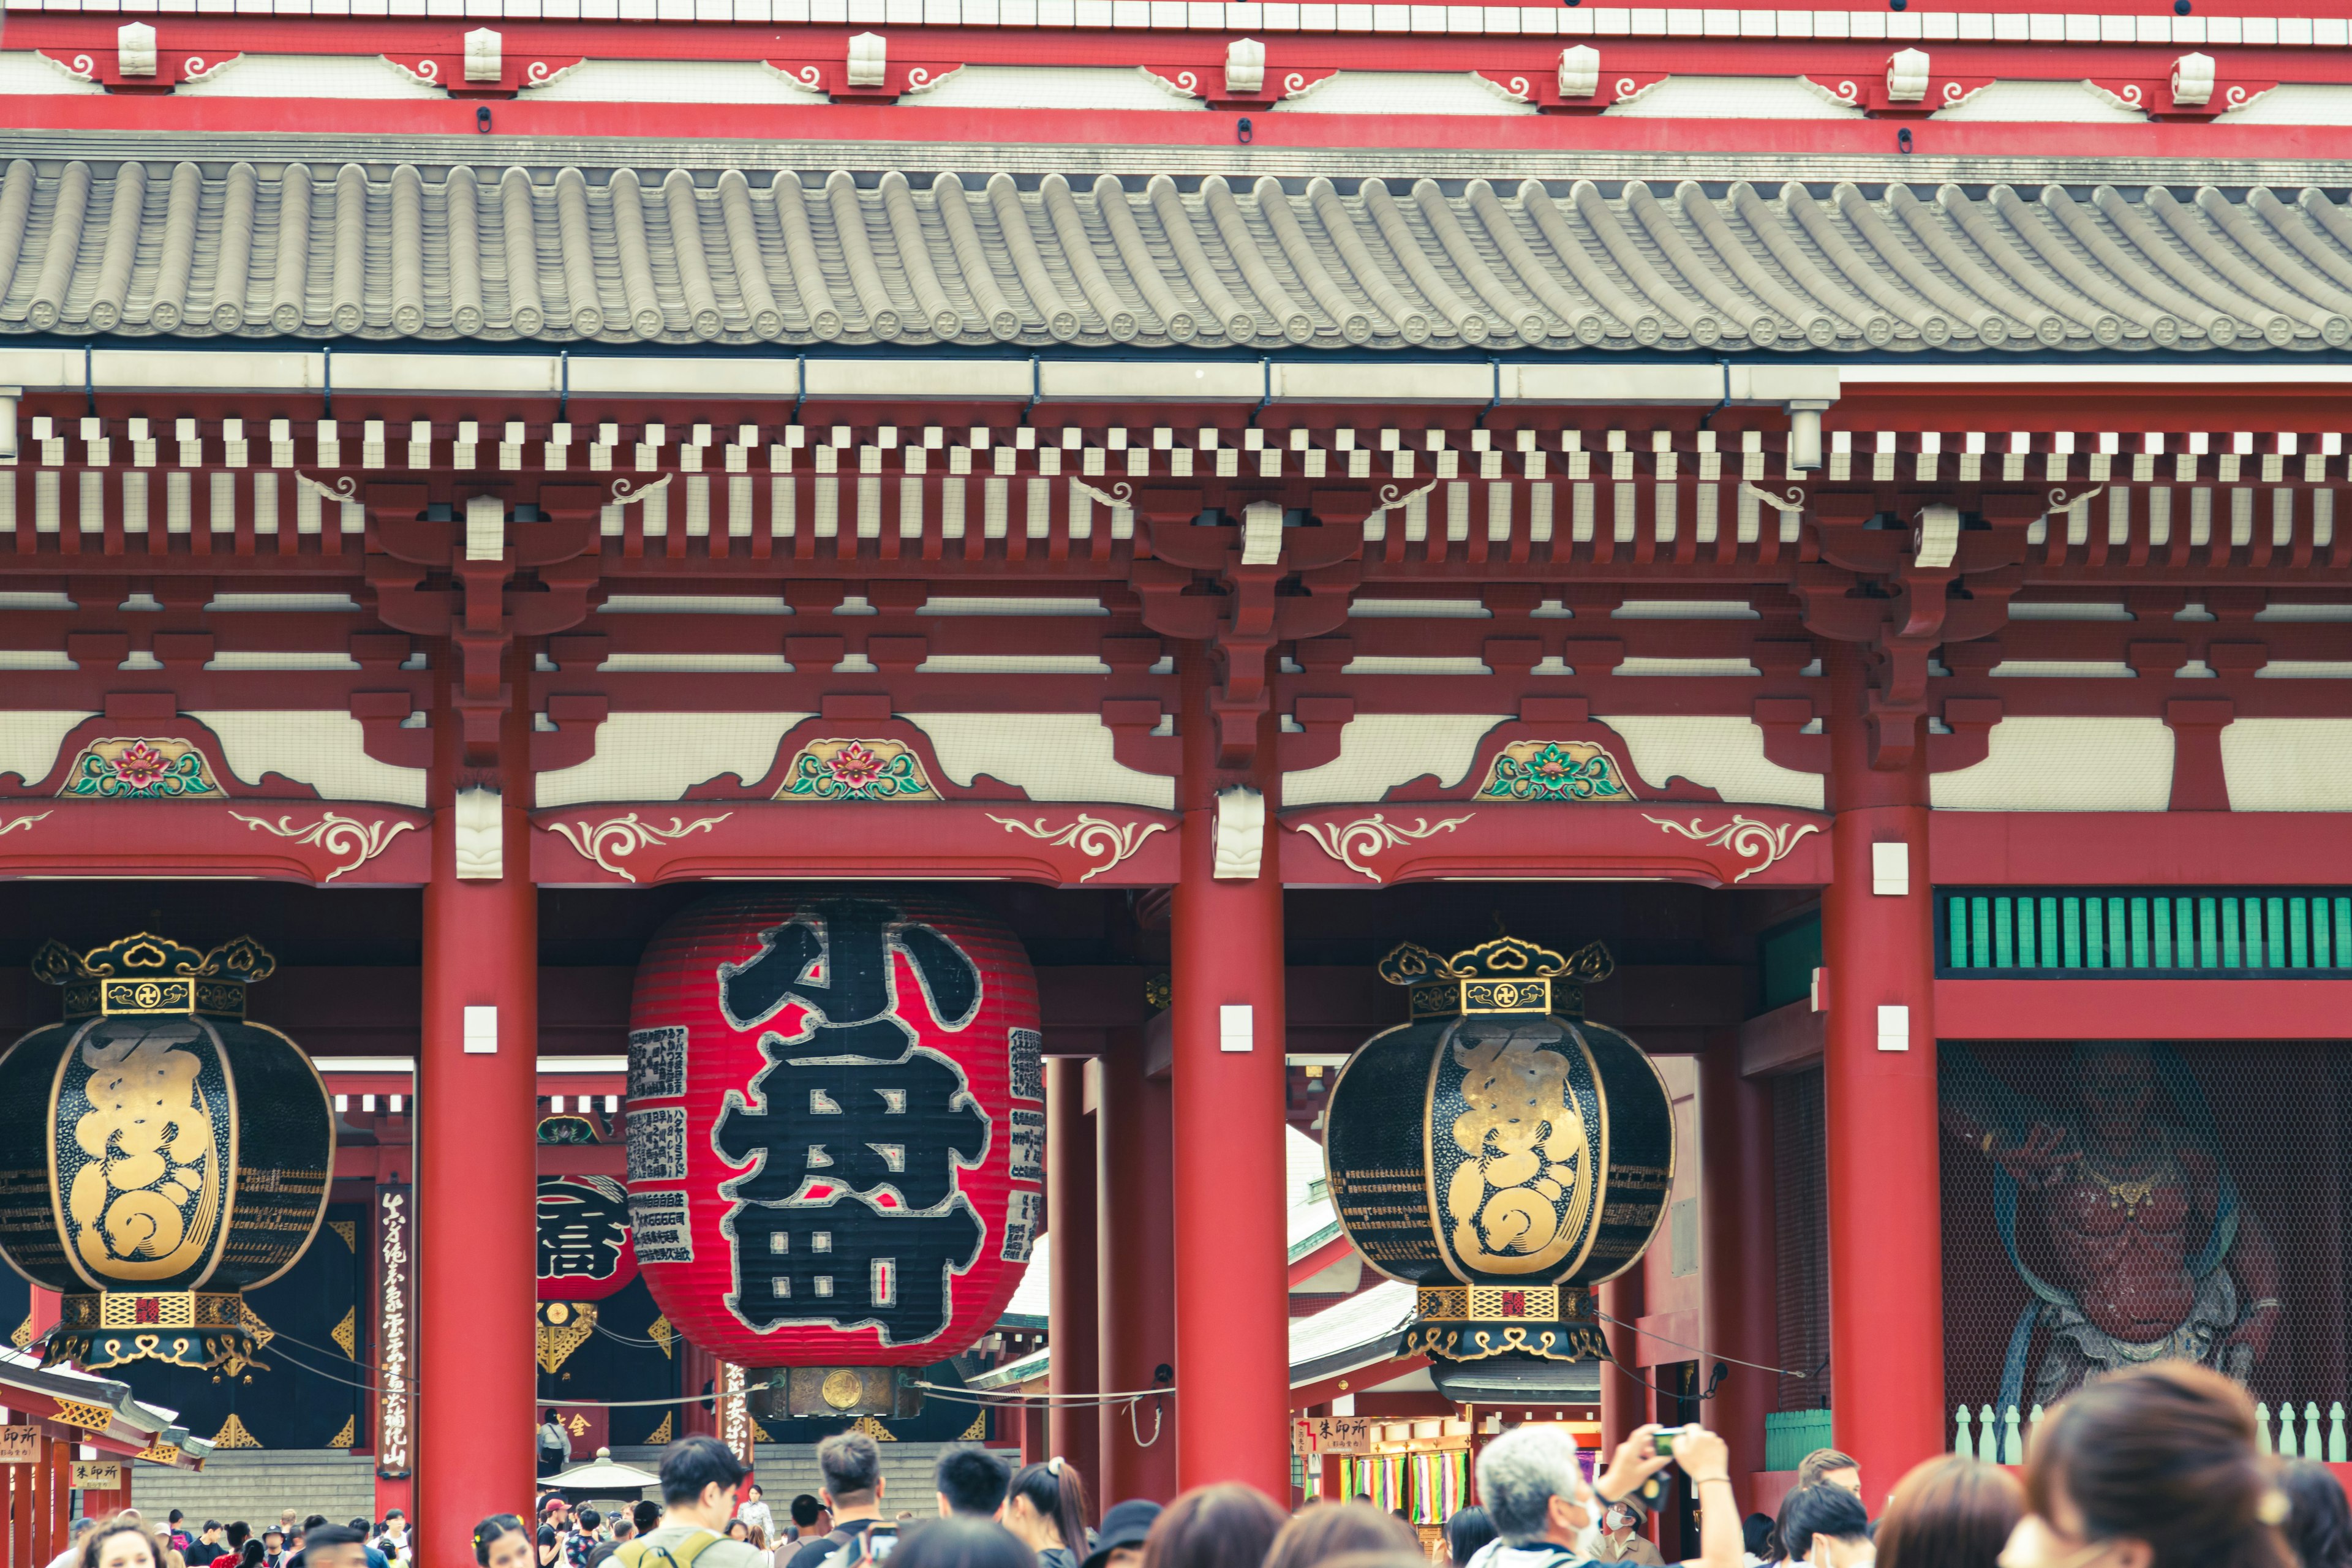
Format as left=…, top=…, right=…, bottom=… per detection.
left=788, top=1499, right=829, bottom=1544
left=1442, top=1510, right=1494, bottom=1568
left=1776, top=1490, right=1871, bottom=1568
left=738, top=1487, right=775, bottom=1544
left=616, top=1435, right=766, bottom=1568
left=295, top=1528, right=372, bottom=1568
left=785, top=1434, right=887, bottom=1568
left=893, top=1518, right=1036, bottom=1568
left=936, top=1447, right=1013, bottom=1520
left=586, top=1513, right=637, bottom=1568
left=212, top=1525, right=252, bottom=1568
left=633, top=1504, right=663, bottom=1539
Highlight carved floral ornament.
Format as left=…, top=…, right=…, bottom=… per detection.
left=778, top=738, right=941, bottom=802
left=1473, top=740, right=1635, bottom=803
left=60, top=738, right=225, bottom=800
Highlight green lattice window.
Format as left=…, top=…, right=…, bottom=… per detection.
left=1939, top=889, right=2352, bottom=978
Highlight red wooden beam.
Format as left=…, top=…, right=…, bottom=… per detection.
left=1936, top=978, right=2352, bottom=1038
left=1931, top=812, right=2352, bottom=886
left=1288, top=1232, right=1355, bottom=1290
left=1289, top=1354, right=1431, bottom=1412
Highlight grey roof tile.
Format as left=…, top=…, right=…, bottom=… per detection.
left=5, top=156, right=2352, bottom=353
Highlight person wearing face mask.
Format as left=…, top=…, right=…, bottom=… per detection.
left=1464, top=1423, right=1741, bottom=1568
left=1776, top=1490, right=1872, bottom=1568
left=1590, top=1501, right=1664, bottom=1566
left=1999, top=1360, right=2292, bottom=1568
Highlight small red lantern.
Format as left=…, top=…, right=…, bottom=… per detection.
left=624, top=891, right=1042, bottom=1418
left=538, top=1176, right=640, bottom=1304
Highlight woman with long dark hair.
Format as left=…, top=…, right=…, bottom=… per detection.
left=81, top=1523, right=160, bottom=1568
left=2002, top=1361, right=2294, bottom=1568
left=1262, top=1503, right=1418, bottom=1568
left=2274, top=1460, right=2352, bottom=1568
left=474, top=1515, right=535, bottom=1568
left=1139, top=1487, right=1286, bottom=1568
left=1875, top=1456, right=2023, bottom=1568
left=1003, top=1460, right=1093, bottom=1568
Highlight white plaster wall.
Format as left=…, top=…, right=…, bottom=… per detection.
left=0, top=711, right=96, bottom=788
left=1280, top=715, right=1509, bottom=807
left=1930, top=717, right=2174, bottom=811
left=903, top=713, right=1174, bottom=810
left=535, top=712, right=813, bottom=808
left=1598, top=714, right=1826, bottom=810
left=2220, top=719, right=2352, bottom=810
left=190, top=711, right=429, bottom=807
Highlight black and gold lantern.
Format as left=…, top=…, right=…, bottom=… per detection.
left=1324, top=935, right=1675, bottom=1400
left=0, top=934, right=334, bottom=1372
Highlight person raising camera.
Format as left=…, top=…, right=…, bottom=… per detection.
left=1466, top=1424, right=1743, bottom=1568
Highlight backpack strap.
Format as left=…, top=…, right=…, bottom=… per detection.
left=664, top=1531, right=725, bottom=1568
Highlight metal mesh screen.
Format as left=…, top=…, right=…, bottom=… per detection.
left=1940, top=1041, right=2349, bottom=1431
left=1773, top=1067, right=1831, bottom=1414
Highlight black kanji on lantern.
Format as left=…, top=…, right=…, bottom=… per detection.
left=714, top=1049, right=987, bottom=1210
left=725, top=1197, right=984, bottom=1343
left=538, top=1177, right=633, bottom=1283
left=717, top=897, right=983, bottom=1058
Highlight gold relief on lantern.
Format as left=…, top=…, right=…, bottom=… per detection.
left=60, top=1019, right=226, bottom=1284
left=1438, top=1021, right=1597, bottom=1276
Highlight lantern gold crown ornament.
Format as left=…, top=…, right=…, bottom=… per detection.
left=1325, top=930, right=1675, bottom=1401
left=0, top=933, right=334, bottom=1373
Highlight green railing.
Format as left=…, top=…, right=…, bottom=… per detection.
left=1939, top=889, right=2352, bottom=978
left=1763, top=1409, right=1833, bottom=1472
left=1958, top=1400, right=2348, bottom=1462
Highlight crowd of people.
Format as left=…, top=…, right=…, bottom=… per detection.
left=39, top=1507, right=406, bottom=1568
left=99, top=1360, right=2350, bottom=1568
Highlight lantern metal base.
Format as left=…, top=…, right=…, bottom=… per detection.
left=745, top=1366, right=924, bottom=1420
left=49, top=1291, right=260, bottom=1373
left=1426, top=1352, right=1605, bottom=1406
left=1405, top=1283, right=1608, bottom=1404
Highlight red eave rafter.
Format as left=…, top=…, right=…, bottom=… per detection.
left=11, top=85, right=2352, bottom=155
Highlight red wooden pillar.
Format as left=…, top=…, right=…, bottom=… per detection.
left=1700, top=1031, right=1778, bottom=1508
left=30, top=1436, right=55, bottom=1565
left=1046, top=1057, right=1101, bottom=1496
left=1598, top=1265, right=1648, bottom=1454
left=7, top=1450, right=21, bottom=1568
left=682, top=1342, right=720, bottom=1439
left=1097, top=1031, right=1177, bottom=1504
left=1169, top=647, right=1291, bottom=1499
left=1822, top=644, right=1943, bottom=1506
left=417, top=644, right=540, bottom=1561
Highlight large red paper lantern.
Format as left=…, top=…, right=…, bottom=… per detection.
left=624, top=890, right=1042, bottom=1418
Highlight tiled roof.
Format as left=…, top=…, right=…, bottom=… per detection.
left=8, top=154, right=2352, bottom=352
